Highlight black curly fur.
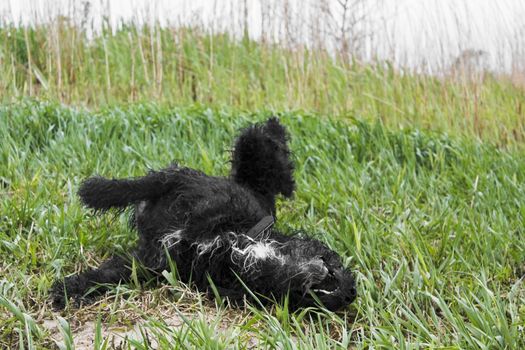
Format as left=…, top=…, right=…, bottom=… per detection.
left=51, top=118, right=356, bottom=311
left=231, top=117, right=295, bottom=204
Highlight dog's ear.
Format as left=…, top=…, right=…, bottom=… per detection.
left=231, top=117, right=295, bottom=200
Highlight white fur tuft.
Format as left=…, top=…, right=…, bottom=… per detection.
left=231, top=234, right=284, bottom=271
left=193, top=236, right=223, bottom=257
left=189, top=232, right=285, bottom=272
left=137, top=200, right=147, bottom=214
left=159, top=229, right=183, bottom=248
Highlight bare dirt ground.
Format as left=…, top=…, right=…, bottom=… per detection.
left=40, top=286, right=259, bottom=349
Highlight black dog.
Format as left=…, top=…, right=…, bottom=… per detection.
left=51, top=118, right=356, bottom=311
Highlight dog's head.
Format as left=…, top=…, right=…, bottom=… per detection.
left=263, top=237, right=357, bottom=311
left=196, top=232, right=356, bottom=311
left=295, top=248, right=356, bottom=311
left=310, top=261, right=356, bottom=311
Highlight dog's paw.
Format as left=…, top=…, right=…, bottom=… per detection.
left=50, top=281, right=67, bottom=310
left=50, top=275, right=87, bottom=310
left=207, top=286, right=247, bottom=308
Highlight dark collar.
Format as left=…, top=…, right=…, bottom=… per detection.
left=246, top=216, right=275, bottom=238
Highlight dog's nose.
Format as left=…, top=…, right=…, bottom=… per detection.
left=345, top=287, right=357, bottom=303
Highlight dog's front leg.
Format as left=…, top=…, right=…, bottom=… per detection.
left=208, top=285, right=247, bottom=307
left=50, top=255, right=133, bottom=309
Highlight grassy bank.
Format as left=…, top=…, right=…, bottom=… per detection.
left=1, top=21, right=525, bottom=146
left=0, top=101, right=524, bottom=348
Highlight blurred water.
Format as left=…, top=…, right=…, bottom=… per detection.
left=2, top=0, right=524, bottom=73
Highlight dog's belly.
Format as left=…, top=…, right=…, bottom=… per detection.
left=133, top=181, right=269, bottom=242
left=133, top=197, right=187, bottom=238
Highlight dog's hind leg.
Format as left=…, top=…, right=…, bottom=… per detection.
left=231, top=118, right=295, bottom=207
left=50, top=255, right=136, bottom=309
left=78, top=166, right=193, bottom=211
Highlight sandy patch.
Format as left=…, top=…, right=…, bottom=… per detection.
left=42, top=314, right=184, bottom=349
left=41, top=287, right=260, bottom=349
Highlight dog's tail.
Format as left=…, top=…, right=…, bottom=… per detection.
left=78, top=170, right=178, bottom=211
left=231, top=117, right=295, bottom=199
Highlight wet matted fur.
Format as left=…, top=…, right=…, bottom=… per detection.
left=51, top=118, right=356, bottom=311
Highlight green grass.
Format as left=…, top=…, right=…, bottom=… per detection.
left=1, top=101, right=524, bottom=349
left=1, top=22, right=525, bottom=146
